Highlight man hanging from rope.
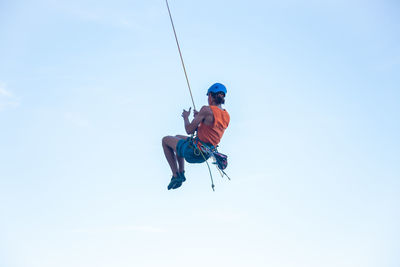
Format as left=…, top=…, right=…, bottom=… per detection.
left=162, top=83, right=230, bottom=190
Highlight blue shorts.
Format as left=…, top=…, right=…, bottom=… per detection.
left=176, top=138, right=211, bottom=163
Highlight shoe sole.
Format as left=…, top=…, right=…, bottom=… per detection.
left=168, top=177, right=182, bottom=190
left=171, top=178, right=186, bottom=189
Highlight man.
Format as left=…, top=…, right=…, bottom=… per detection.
left=162, top=83, right=230, bottom=190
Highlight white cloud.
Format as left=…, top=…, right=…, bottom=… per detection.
left=0, top=82, right=19, bottom=111
left=0, top=87, right=12, bottom=97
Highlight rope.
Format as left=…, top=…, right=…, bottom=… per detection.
left=165, top=0, right=196, bottom=111
left=198, top=146, right=215, bottom=191
left=191, top=137, right=215, bottom=191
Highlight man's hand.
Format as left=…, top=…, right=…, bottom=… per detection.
left=182, top=107, right=191, bottom=119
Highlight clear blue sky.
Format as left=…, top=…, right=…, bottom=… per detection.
left=1, top=1, right=399, bottom=266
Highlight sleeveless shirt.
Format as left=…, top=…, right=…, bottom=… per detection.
left=197, top=105, right=230, bottom=146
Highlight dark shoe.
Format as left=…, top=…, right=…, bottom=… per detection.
left=167, top=176, right=180, bottom=190
left=179, top=171, right=186, bottom=182
left=171, top=171, right=186, bottom=189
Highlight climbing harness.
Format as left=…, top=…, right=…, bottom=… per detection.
left=190, top=136, right=231, bottom=191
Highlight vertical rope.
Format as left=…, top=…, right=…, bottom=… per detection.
left=199, top=148, right=215, bottom=191
left=165, top=0, right=196, bottom=111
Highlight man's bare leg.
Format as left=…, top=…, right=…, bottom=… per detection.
left=162, top=136, right=180, bottom=177
left=175, top=135, right=188, bottom=173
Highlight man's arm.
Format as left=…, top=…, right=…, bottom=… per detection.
left=182, top=106, right=211, bottom=134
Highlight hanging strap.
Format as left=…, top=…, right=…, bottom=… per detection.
left=194, top=137, right=231, bottom=181
left=187, top=136, right=215, bottom=191
left=197, top=142, right=215, bottom=191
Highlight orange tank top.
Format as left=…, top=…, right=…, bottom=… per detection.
left=197, top=105, right=230, bottom=146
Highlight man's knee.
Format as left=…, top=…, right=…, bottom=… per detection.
left=162, top=135, right=175, bottom=146
left=162, top=136, right=170, bottom=146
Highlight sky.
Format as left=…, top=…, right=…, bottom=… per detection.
left=0, top=0, right=399, bottom=266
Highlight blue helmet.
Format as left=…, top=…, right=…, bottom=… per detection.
left=207, top=83, right=227, bottom=96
